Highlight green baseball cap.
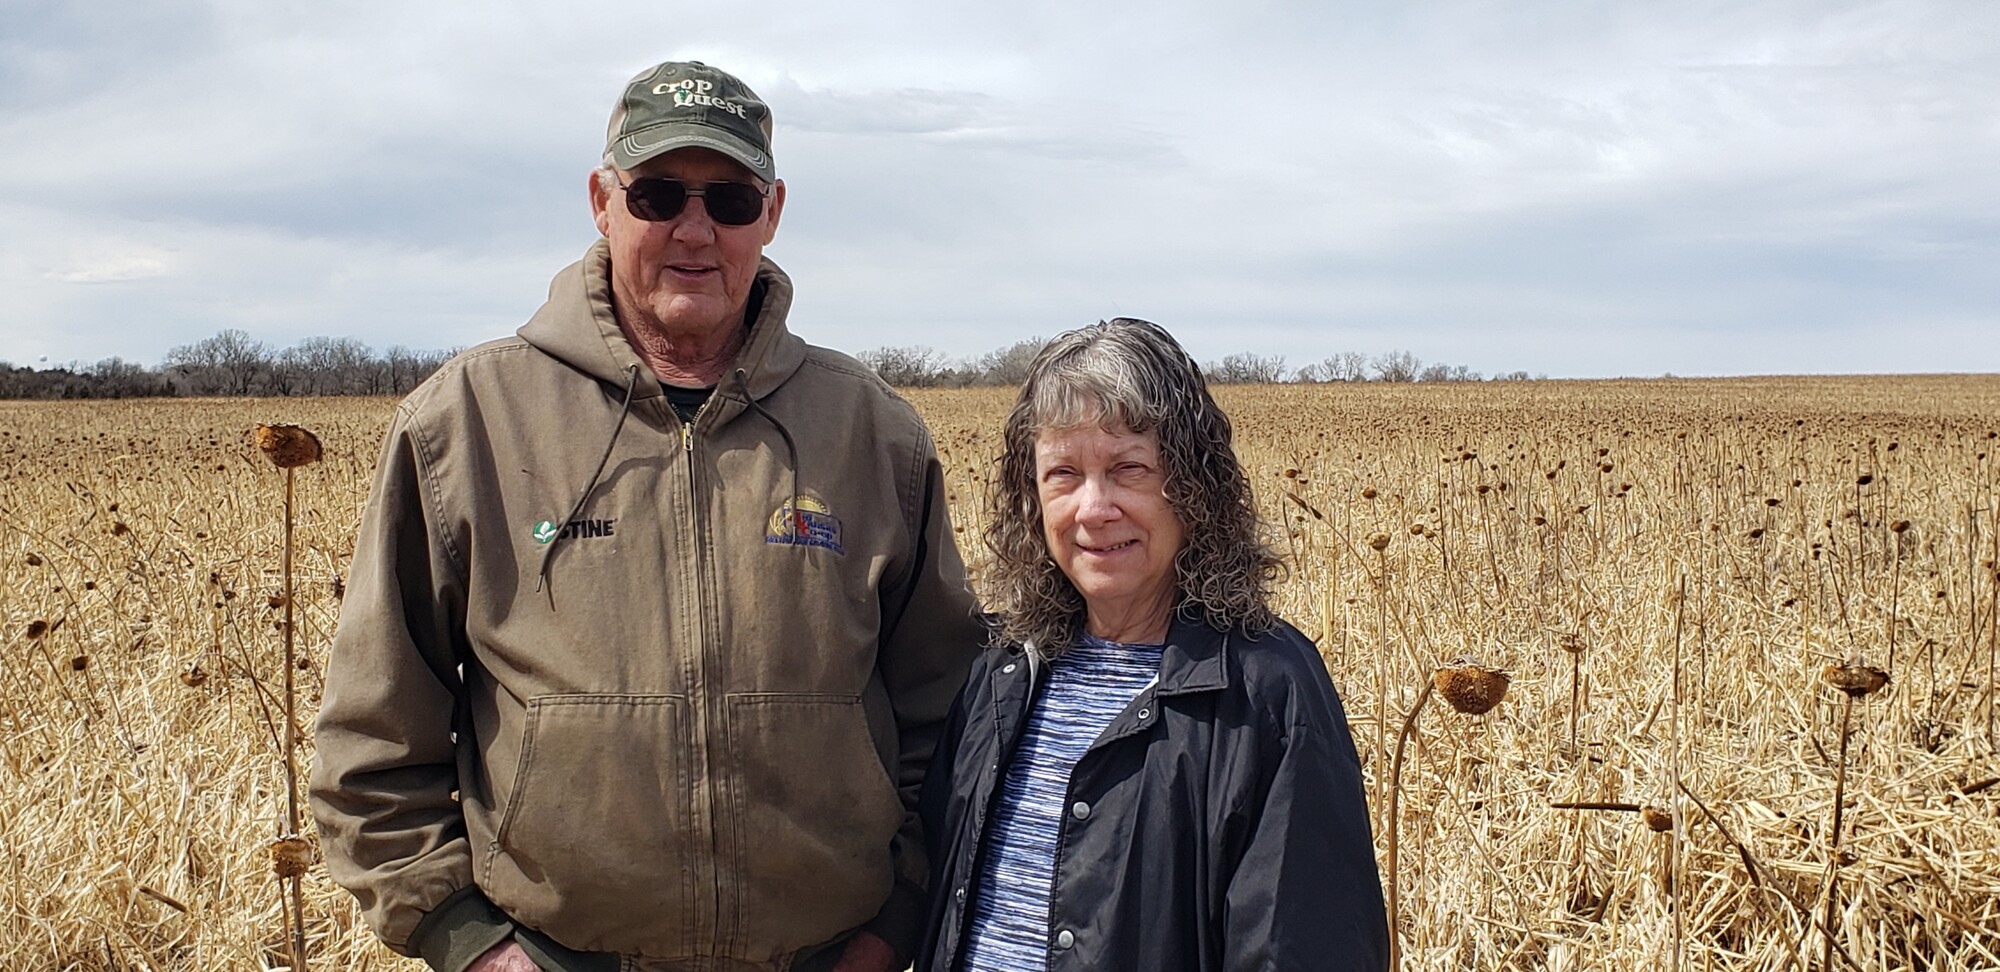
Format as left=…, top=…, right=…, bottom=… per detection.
left=604, top=61, right=775, bottom=181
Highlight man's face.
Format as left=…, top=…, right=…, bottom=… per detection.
left=589, top=147, right=785, bottom=341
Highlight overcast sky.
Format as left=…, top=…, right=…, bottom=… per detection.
left=3, top=0, right=1995, bottom=378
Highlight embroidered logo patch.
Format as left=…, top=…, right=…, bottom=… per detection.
left=532, top=518, right=616, bottom=544
left=766, top=495, right=843, bottom=555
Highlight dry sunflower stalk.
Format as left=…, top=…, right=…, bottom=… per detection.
left=1818, top=652, right=1890, bottom=970
left=256, top=420, right=323, bottom=970
left=1384, top=653, right=1514, bottom=966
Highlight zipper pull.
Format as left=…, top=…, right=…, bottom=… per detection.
left=682, top=399, right=708, bottom=453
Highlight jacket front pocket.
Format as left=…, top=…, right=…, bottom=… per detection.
left=722, top=693, right=904, bottom=958
left=485, top=694, right=694, bottom=956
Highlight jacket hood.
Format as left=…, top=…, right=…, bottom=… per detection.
left=516, top=238, right=808, bottom=401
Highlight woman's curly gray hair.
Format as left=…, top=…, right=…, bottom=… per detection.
left=985, top=318, right=1281, bottom=653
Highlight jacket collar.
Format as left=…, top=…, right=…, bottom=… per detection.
left=515, top=239, right=807, bottom=403
left=1001, top=611, right=1232, bottom=696
left=1154, top=610, right=1231, bottom=696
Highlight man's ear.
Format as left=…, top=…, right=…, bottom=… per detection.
left=761, top=179, right=785, bottom=246
left=589, top=168, right=615, bottom=237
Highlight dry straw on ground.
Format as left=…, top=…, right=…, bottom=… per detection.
left=3, top=375, right=1999, bottom=970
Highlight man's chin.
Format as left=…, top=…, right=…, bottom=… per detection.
left=640, top=298, right=738, bottom=339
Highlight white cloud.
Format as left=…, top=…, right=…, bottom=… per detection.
left=0, top=0, right=1995, bottom=375
left=44, top=251, right=172, bottom=284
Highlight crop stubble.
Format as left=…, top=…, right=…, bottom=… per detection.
left=2, top=375, right=1997, bottom=969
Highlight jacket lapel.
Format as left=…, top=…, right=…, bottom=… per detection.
left=1156, top=613, right=1230, bottom=697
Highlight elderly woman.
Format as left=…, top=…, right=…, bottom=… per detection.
left=918, top=319, right=1387, bottom=972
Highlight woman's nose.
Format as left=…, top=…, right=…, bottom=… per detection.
left=1074, top=476, right=1121, bottom=524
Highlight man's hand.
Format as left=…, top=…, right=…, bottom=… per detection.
left=466, top=940, right=538, bottom=972
left=831, top=930, right=899, bottom=972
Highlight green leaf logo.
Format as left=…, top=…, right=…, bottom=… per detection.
left=531, top=520, right=558, bottom=544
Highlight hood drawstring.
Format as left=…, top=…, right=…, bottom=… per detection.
left=734, top=367, right=803, bottom=541
left=538, top=363, right=641, bottom=593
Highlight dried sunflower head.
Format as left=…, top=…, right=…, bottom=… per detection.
left=1641, top=805, right=1673, bottom=833
left=254, top=424, right=322, bottom=469
left=1822, top=658, right=1890, bottom=698
left=1433, top=657, right=1511, bottom=715
left=270, top=834, right=314, bottom=879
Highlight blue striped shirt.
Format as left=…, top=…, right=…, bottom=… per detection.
left=960, top=634, right=1163, bottom=972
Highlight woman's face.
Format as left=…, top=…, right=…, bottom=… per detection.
left=1034, top=422, right=1186, bottom=633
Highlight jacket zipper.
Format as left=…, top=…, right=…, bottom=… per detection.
left=682, top=399, right=727, bottom=950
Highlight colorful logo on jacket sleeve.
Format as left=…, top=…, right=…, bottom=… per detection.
left=766, top=495, right=843, bottom=554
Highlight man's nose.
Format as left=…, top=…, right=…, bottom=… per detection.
left=669, top=199, right=719, bottom=242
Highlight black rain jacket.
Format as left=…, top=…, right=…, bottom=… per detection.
left=916, top=614, right=1389, bottom=972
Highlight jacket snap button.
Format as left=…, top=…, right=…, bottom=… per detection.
left=1002, top=663, right=1017, bottom=674
left=1071, top=801, right=1091, bottom=820
left=1055, top=929, right=1075, bottom=949
left=1137, top=708, right=1150, bottom=720
left=955, top=886, right=967, bottom=902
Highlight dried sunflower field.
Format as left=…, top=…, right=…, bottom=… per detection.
left=4, top=375, right=1999, bottom=970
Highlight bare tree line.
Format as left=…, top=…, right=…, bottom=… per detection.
left=860, top=342, right=1538, bottom=388
left=3, top=330, right=1540, bottom=400
left=0, top=330, right=455, bottom=400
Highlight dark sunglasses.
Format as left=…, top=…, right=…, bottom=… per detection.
left=615, top=176, right=771, bottom=226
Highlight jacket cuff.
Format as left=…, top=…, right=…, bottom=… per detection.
left=857, top=875, right=928, bottom=965
left=409, top=886, right=516, bottom=972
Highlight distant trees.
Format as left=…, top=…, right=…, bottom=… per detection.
left=1294, top=351, right=1370, bottom=383
left=972, top=338, right=1047, bottom=387
left=279, top=336, right=377, bottom=395
left=1206, top=353, right=1289, bottom=385
left=0, top=331, right=456, bottom=400
left=1370, top=350, right=1422, bottom=383
left=2, top=326, right=1535, bottom=399
left=90, top=357, right=171, bottom=397
left=857, top=346, right=955, bottom=388
left=164, top=329, right=270, bottom=396
left=1417, top=362, right=1482, bottom=382
left=848, top=339, right=1509, bottom=388
left=855, top=338, right=1053, bottom=388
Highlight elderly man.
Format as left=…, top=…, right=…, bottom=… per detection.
left=311, top=61, right=980, bottom=972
